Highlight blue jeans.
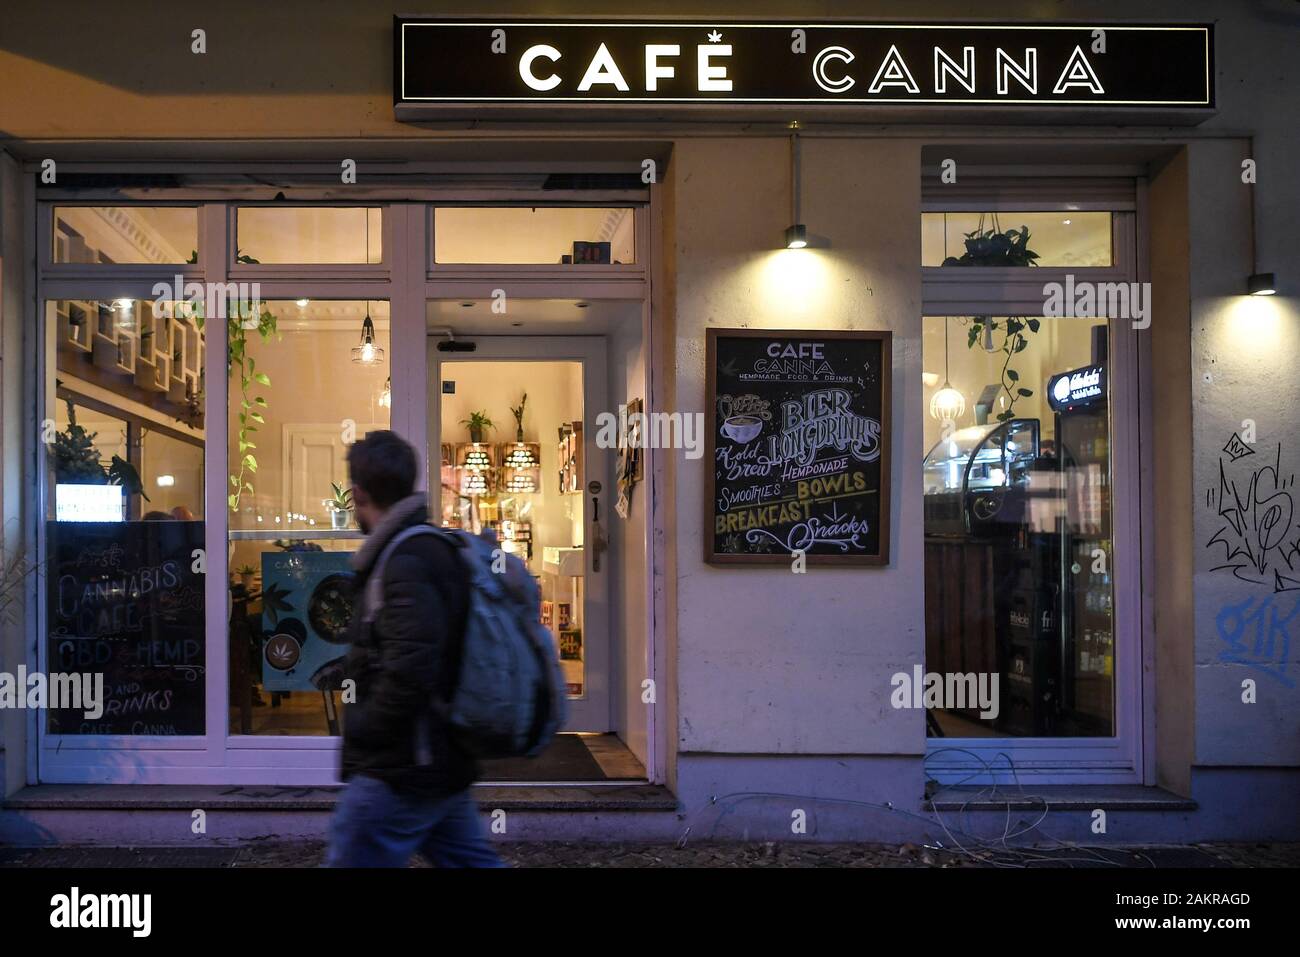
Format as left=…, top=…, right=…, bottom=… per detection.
left=326, top=775, right=505, bottom=868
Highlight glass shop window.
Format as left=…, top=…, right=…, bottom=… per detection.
left=226, top=300, right=390, bottom=736
left=235, top=208, right=383, bottom=264
left=53, top=207, right=199, bottom=264
left=433, top=207, right=635, bottom=265
left=922, top=315, right=1114, bottom=738
left=44, top=299, right=207, bottom=736
left=921, top=212, right=1113, bottom=268
left=140, top=429, right=204, bottom=520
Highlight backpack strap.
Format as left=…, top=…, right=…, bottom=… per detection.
left=361, top=524, right=451, bottom=624
left=358, top=522, right=463, bottom=768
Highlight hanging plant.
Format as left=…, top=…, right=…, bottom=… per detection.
left=941, top=216, right=1041, bottom=268
left=943, top=214, right=1043, bottom=420
left=227, top=307, right=277, bottom=511
left=196, top=303, right=278, bottom=511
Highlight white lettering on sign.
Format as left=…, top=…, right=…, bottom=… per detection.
left=1053, top=45, right=1105, bottom=94
left=697, top=42, right=733, bottom=91
left=770, top=387, right=882, bottom=468
left=813, top=46, right=854, bottom=94
left=519, top=44, right=561, bottom=91
left=578, top=42, right=630, bottom=91
left=517, top=41, right=735, bottom=94
left=867, top=44, right=920, bottom=94
left=398, top=21, right=1210, bottom=107
left=996, top=47, right=1039, bottom=94
left=934, top=46, right=976, bottom=94
left=767, top=341, right=826, bottom=360
left=645, top=44, right=680, bottom=90
left=1051, top=366, right=1104, bottom=407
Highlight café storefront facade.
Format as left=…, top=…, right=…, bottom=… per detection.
left=0, top=3, right=1297, bottom=846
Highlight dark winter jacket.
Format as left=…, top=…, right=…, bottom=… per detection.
left=339, top=494, right=476, bottom=797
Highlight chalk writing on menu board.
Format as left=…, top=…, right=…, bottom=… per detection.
left=706, top=329, right=892, bottom=565
left=46, top=520, right=206, bottom=735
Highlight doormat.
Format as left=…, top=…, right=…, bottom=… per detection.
left=480, top=734, right=606, bottom=782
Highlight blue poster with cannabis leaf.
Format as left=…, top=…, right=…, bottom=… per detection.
left=260, top=550, right=355, bottom=692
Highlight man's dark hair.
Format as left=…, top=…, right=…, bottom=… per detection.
left=347, top=430, right=417, bottom=507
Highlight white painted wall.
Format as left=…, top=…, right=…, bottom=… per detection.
left=1187, top=140, right=1300, bottom=766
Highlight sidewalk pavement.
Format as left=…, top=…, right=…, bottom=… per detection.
left=2, top=842, right=1298, bottom=868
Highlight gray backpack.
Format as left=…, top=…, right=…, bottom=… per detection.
left=363, top=524, right=567, bottom=759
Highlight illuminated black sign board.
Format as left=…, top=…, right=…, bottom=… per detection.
left=705, top=329, right=892, bottom=566
left=1047, top=364, right=1107, bottom=411
left=395, top=19, right=1213, bottom=110
left=46, top=520, right=206, bottom=735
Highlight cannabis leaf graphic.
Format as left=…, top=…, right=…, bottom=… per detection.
left=260, top=581, right=295, bottom=627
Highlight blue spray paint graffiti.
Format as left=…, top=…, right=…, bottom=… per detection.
left=1215, top=594, right=1297, bottom=688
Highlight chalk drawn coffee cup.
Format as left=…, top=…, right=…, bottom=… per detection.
left=721, top=414, right=763, bottom=444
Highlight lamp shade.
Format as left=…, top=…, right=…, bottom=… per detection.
left=1248, top=272, right=1277, bottom=296
left=351, top=313, right=385, bottom=364
left=929, top=384, right=966, bottom=423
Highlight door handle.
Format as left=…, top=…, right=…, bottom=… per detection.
left=590, top=494, right=607, bottom=573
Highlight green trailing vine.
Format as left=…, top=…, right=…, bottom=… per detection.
left=227, top=308, right=277, bottom=511
left=966, top=317, right=1041, bottom=421
left=195, top=303, right=278, bottom=511
left=942, top=216, right=1043, bottom=420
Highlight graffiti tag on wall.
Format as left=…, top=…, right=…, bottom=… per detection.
left=1206, top=434, right=1300, bottom=686
left=1215, top=594, right=1297, bottom=688
left=1205, top=435, right=1300, bottom=591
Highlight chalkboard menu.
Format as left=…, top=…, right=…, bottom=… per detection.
left=46, top=520, right=206, bottom=735
left=706, top=329, right=892, bottom=565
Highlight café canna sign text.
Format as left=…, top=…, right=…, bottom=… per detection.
left=395, top=19, right=1213, bottom=111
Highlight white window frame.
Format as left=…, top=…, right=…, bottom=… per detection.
left=30, top=185, right=661, bottom=786
left=921, top=182, right=1152, bottom=785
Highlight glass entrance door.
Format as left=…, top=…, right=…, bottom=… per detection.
left=429, top=336, right=611, bottom=732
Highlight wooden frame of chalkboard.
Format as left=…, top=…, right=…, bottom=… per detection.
left=705, top=328, right=892, bottom=566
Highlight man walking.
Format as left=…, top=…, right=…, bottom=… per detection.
left=326, top=430, right=503, bottom=867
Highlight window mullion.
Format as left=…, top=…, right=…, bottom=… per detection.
left=200, top=202, right=229, bottom=758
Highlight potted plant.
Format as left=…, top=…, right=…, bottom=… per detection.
left=942, top=217, right=1043, bottom=420
left=327, top=482, right=352, bottom=530
left=50, top=399, right=149, bottom=503
left=236, top=564, right=257, bottom=589
left=510, top=393, right=528, bottom=442
left=461, top=410, right=494, bottom=444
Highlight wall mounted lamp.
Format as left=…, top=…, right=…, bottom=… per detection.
left=784, top=125, right=807, bottom=249
left=1248, top=272, right=1276, bottom=296
left=1247, top=139, right=1279, bottom=296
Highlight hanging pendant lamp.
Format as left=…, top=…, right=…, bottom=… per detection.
left=351, top=302, right=385, bottom=364
left=929, top=318, right=966, bottom=423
